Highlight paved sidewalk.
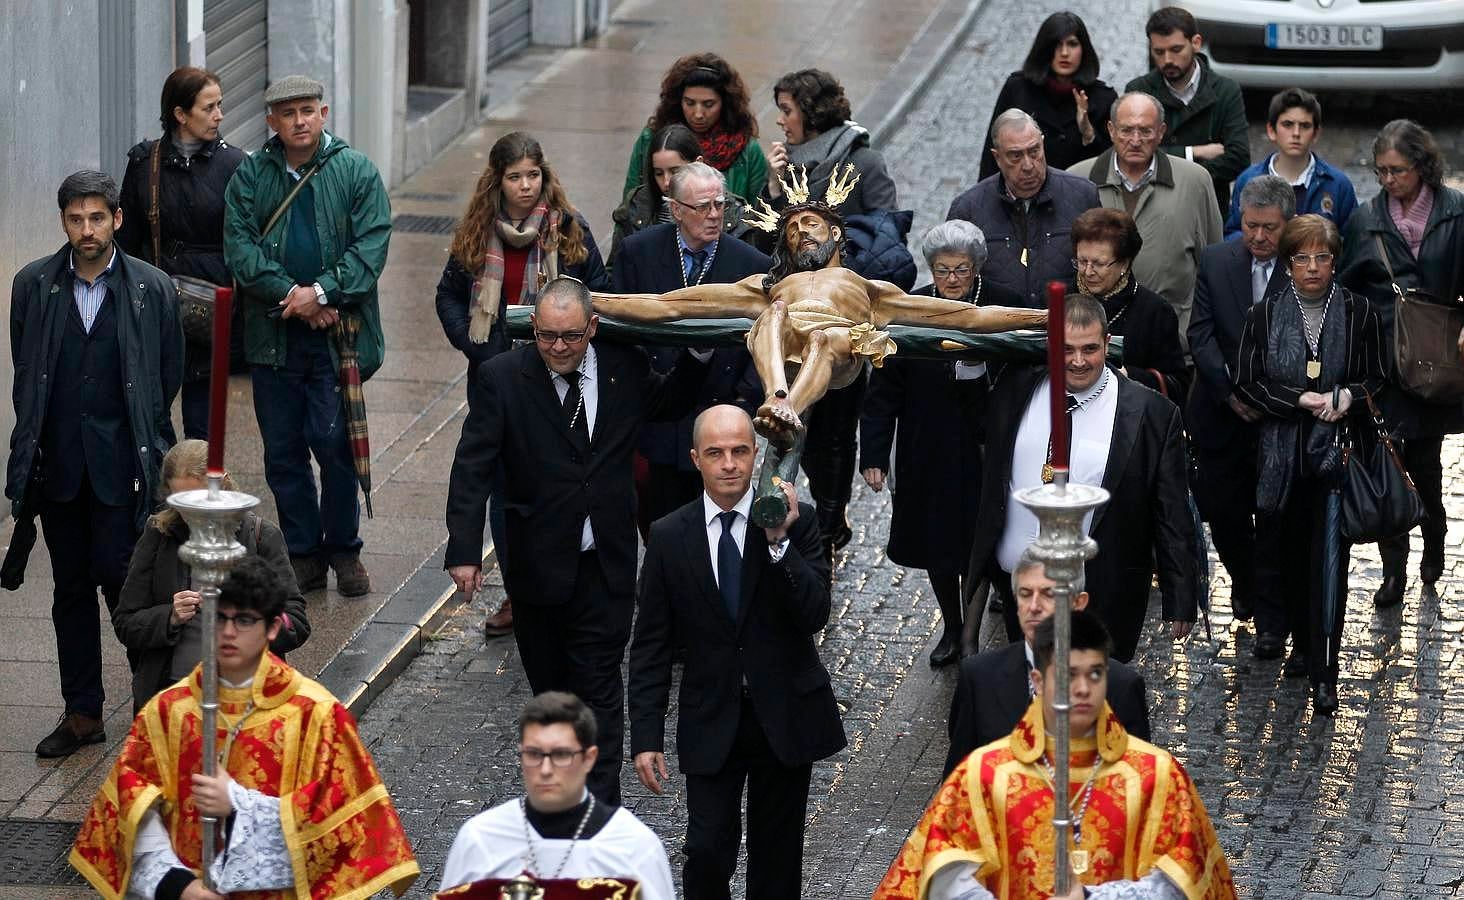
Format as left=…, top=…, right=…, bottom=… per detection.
left=0, top=0, right=976, bottom=892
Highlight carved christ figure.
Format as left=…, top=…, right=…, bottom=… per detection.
left=591, top=165, right=1046, bottom=447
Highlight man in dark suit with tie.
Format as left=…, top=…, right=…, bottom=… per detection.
left=1188, top=175, right=1292, bottom=656
left=945, top=548, right=1150, bottom=775
left=965, top=294, right=1197, bottom=663
left=613, top=162, right=770, bottom=534
left=444, top=276, right=709, bottom=806
left=629, top=404, right=846, bottom=900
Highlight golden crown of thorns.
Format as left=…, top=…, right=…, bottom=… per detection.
left=743, top=163, right=861, bottom=233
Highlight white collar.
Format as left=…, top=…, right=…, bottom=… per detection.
left=1065, top=365, right=1112, bottom=407
left=1252, top=255, right=1277, bottom=274
left=548, top=343, right=597, bottom=384
left=1267, top=152, right=1315, bottom=188
left=1169, top=61, right=1202, bottom=103
left=703, top=488, right=754, bottom=527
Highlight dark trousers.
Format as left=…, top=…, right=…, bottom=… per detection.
left=1260, top=477, right=1348, bottom=685
left=683, top=696, right=812, bottom=900
left=251, top=331, right=361, bottom=559
left=1379, top=436, right=1446, bottom=572
left=512, top=550, right=632, bottom=806
left=38, top=482, right=136, bottom=717
left=802, top=368, right=868, bottom=560
left=1193, top=439, right=1280, bottom=618
left=181, top=378, right=209, bottom=441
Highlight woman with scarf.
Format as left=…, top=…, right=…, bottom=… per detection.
left=435, top=131, right=608, bottom=638
left=621, top=53, right=767, bottom=203
left=1070, top=208, right=1188, bottom=402
left=1235, top=215, right=1385, bottom=717
left=978, top=12, right=1117, bottom=180
left=1341, top=119, right=1464, bottom=609
left=859, top=221, right=1022, bottom=666
left=764, top=67, right=899, bottom=559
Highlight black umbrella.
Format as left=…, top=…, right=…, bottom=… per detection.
left=1321, top=387, right=1345, bottom=665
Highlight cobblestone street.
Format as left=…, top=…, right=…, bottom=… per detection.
left=359, top=1, right=1464, bottom=898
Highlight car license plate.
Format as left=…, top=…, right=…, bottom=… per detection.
left=1266, top=23, right=1383, bottom=50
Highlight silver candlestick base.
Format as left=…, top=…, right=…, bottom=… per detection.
left=1013, top=478, right=1109, bottom=895
left=167, top=476, right=259, bottom=887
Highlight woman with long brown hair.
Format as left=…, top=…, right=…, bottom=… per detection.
left=621, top=53, right=767, bottom=202
left=435, top=131, right=606, bottom=638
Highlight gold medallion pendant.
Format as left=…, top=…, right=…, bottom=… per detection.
left=1041, top=463, right=1055, bottom=484
left=1306, top=360, right=1322, bottom=380
left=1071, top=849, right=1090, bottom=875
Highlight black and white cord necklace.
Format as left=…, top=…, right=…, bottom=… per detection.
left=520, top=794, right=596, bottom=879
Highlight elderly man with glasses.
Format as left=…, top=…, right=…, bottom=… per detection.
left=439, top=691, right=676, bottom=898
left=1071, top=91, right=1223, bottom=355
left=612, top=161, right=771, bottom=536
left=445, top=277, right=712, bottom=807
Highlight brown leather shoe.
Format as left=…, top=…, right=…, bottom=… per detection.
left=483, top=597, right=514, bottom=638
left=35, top=712, right=105, bottom=758
left=329, top=553, right=372, bottom=597
left=291, top=554, right=328, bottom=592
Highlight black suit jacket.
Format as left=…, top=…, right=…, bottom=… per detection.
left=965, top=366, right=1198, bottom=661
left=444, top=341, right=707, bottom=601
left=1187, top=239, right=1284, bottom=449
left=944, top=641, right=1150, bottom=776
left=629, top=498, right=847, bottom=774
left=613, top=223, right=770, bottom=468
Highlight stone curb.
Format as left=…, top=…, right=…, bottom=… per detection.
left=325, top=0, right=987, bottom=724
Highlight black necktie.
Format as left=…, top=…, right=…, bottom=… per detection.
left=685, top=248, right=708, bottom=283
left=563, top=372, right=589, bottom=442
left=717, top=510, right=741, bottom=620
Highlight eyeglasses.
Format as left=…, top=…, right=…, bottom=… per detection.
left=520, top=747, right=586, bottom=768
left=1372, top=165, right=1414, bottom=181
left=1072, top=257, right=1121, bottom=273
left=932, top=264, right=973, bottom=279
left=672, top=197, right=729, bottom=217
left=217, top=612, right=265, bottom=629
left=1115, top=126, right=1157, bottom=140
left=1289, top=252, right=1335, bottom=267
left=533, top=330, right=589, bottom=346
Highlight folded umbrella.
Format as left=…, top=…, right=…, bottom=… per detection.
left=1321, top=388, right=1345, bottom=665
left=332, top=315, right=374, bottom=518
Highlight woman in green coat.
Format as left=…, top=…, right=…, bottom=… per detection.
left=621, top=52, right=767, bottom=203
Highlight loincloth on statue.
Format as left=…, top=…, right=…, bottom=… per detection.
left=745, top=305, right=897, bottom=368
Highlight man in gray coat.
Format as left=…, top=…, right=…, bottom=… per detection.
left=1070, top=92, right=1222, bottom=353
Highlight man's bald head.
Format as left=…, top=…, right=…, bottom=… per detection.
left=692, top=404, right=756, bottom=450
left=691, top=404, right=757, bottom=509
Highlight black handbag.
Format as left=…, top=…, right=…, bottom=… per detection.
left=1340, top=392, right=1425, bottom=543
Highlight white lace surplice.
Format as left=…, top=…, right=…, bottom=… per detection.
left=126, top=780, right=293, bottom=898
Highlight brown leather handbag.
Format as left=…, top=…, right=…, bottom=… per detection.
left=1376, top=234, right=1464, bottom=402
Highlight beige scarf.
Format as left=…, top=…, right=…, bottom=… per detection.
left=468, top=204, right=561, bottom=343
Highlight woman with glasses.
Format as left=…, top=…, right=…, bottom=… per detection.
left=859, top=221, right=1022, bottom=666
left=978, top=12, right=1118, bottom=180
left=1237, top=215, right=1385, bottom=716
left=1342, top=119, right=1464, bottom=608
left=1070, top=208, right=1188, bottom=401
left=111, top=441, right=309, bottom=712
left=622, top=53, right=767, bottom=203
left=436, top=131, right=608, bottom=638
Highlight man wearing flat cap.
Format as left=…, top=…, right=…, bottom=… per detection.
left=224, top=75, right=391, bottom=598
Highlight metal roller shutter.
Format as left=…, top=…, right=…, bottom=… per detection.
left=487, top=0, right=532, bottom=70
left=206, top=0, right=270, bottom=153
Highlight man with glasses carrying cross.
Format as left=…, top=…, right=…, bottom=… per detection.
left=437, top=692, right=675, bottom=899
left=445, top=276, right=712, bottom=807
left=70, top=555, right=418, bottom=899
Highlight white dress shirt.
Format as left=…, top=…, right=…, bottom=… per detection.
left=997, top=369, right=1119, bottom=573
left=1268, top=152, right=1316, bottom=188
left=1114, top=152, right=1158, bottom=193
left=702, top=488, right=788, bottom=576
left=550, top=344, right=599, bottom=551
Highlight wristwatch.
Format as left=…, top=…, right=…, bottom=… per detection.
left=311, top=282, right=327, bottom=305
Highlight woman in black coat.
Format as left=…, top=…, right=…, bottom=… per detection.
left=1236, top=216, right=1386, bottom=716
left=859, top=220, right=1023, bottom=667
left=117, top=66, right=246, bottom=440
left=1341, top=119, right=1464, bottom=606
left=112, top=441, right=309, bottom=713
left=978, top=12, right=1117, bottom=181
left=1070, top=208, right=1190, bottom=403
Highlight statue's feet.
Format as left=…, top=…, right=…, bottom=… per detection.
left=755, top=396, right=804, bottom=449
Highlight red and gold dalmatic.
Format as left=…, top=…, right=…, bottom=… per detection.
left=70, top=652, right=419, bottom=899
left=873, top=700, right=1236, bottom=900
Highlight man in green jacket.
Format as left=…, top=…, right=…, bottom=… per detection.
left=1125, top=6, right=1250, bottom=216
left=223, top=75, right=391, bottom=597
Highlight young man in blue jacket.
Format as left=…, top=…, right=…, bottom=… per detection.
left=1225, top=87, right=1357, bottom=240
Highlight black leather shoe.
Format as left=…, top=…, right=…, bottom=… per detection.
left=929, top=632, right=960, bottom=668
left=35, top=713, right=105, bottom=758
left=1313, top=682, right=1339, bottom=716
left=1373, top=575, right=1405, bottom=609
left=1231, top=595, right=1255, bottom=622
left=1253, top=632, right=1285, bottom=660
left=1283, top=650, right=1309, bottom=678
